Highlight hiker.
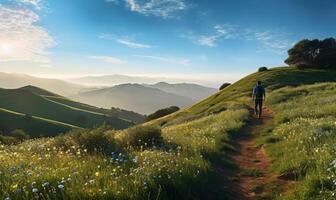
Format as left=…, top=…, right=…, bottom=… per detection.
left=252, top=81, right=266, bottom=119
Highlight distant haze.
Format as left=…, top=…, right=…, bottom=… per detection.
left=65, top=74, right=241, bottom=88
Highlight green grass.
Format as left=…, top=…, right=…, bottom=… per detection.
left=0, top=106, right=249, bottom=200
left=262, top=82, right=336, bottom=199
left=0, top=108, right=76, bottom=137
left=2, top=66, right=336, bottom=199
left=0, top=87, right=133, bottom=137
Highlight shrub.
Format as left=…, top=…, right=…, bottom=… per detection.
left=0, top=135, right=17, bottom=145
left=219, top=83, right=231, bottom=90
left=54, top=125, right=118, bottom=154
left=146, top=106, right=180, bottom=121
left=117, top=125, right=163, bottom=150
left=258, top=66, right=268, bottom=72
left=10, top=129, right=30, bottom=141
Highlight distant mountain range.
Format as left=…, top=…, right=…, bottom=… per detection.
left=0, top=72, right=217, bottom=115
left=72, top=83, right=217, bottom=114
left=0, top=85, right=145, bottom=137
left=67, top=74, right=218, bottom=87
left=0, top=72, right=85, bottom=96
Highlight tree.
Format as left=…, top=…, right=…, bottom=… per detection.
left=285, top=38, right=336, bottom=69
left=258, top=66, right=268, bottom=72
left=146, top=106, right=180, bottom=121
left=219, top=83, right=231, bottom=90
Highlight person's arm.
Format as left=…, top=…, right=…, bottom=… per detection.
left=252, top=87, right=255, bottom=100
left=263, top=88, right=266, bottom=100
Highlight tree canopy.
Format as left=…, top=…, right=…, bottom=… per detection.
left=285, top=38, right=336, bottom=69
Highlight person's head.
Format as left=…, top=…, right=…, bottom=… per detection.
left=257, top=81, right=262, bottom=85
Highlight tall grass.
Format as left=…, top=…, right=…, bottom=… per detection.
left=0, top=106, right=249, bottom=199
left=264, top=83, right=336, bottom=199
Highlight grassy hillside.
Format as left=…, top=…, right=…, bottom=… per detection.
left=150, top=67, right=336, bottom=126
left=0, top=86, right=134, bottom=137
left=2, top=66, right=336, bottom=199
left=74, top=83, right=194, bottom=114
left=0, top=108, right=76, bottom=137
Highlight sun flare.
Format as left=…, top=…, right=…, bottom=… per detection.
left=0, top=43, right=14, bottom=57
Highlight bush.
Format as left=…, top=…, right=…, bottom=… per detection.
left=0, top=135, right=17, bottom=145
left=10, top=129, right=30, bottom=141
left=54, top=125, right=118, bottom=154
left=146, top=106, right=180, bottom=121
left=117, top=125, right=163, bottom=150
left=258, top=66, right=268, bottom=72
left=219, top=83, right=231, bottom=90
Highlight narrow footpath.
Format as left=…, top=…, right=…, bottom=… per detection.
left=217, top=107, right=295, bottom=200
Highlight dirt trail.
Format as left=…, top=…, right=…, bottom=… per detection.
left=217, top=107, right=295, bottom=200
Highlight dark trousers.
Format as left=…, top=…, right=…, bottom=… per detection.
left=254, top=99, right=263, bottom=117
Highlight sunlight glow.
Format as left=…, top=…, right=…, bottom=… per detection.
left=0, top=43, right=15, bottom=57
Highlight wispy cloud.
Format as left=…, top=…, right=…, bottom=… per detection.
left=19, top=0, right=41, bottom=8
left=89, top=56, right=124, bottom=64
left=184, top=24, right=291, bottom=54
left=99, top=33, right=152, bottom=49
left=116, top=39, right=152, bottom=49
left=0, top=5, right=55, bottom=63
left=184, top=24, right=238, bottom=47
left=246, top=30, right=291, bottom=54
left=107, top=0, right=188, bottom=19
left=133, top=55, right=190, bottom=65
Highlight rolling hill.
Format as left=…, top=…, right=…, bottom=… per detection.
left=72, top=83, right=195, bottom=114
left=0, top=86, right=143, bottom=137
left=72, top=83, right=217, bottom=114
left=3, top=66, right=336, bottom=199
left=144, top=82, right=217, bottom=101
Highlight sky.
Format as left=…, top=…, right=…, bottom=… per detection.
left=0, top=0, right=335, bottom=85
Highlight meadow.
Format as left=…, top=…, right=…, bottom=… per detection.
left=3, top=66, right=336, bottom=199
left=0, top=105, right=249, bottom=199
left=262, top=82, right=336, bottom=199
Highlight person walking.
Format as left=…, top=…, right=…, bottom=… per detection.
left=252, top=81, right=266, bottom=119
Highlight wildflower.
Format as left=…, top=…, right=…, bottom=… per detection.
left=32, top=188, right=38, bottom=193
left=95, top=172, right=100, bottom=177
left=42, top=182, right=50, bottom=188
left=58, top=184, right=64, bottom=189
left=89, top=179, right=95, bottom=185
left=4, top=197, right=11, bottom=200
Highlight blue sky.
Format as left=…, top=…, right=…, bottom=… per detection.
left=0, top=0, right=335, bottom=84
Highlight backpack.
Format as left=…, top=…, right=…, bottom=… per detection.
left=254, top=85, right=265, bottom=98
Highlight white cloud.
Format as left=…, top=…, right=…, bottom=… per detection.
left=89, top=56, right=124, bottom=64
left=185, top=24, right=238, bottom=47
left=116, top=39, right=152, bottom=48
left=20, top=0, right=41, bottom=7
left=108, top=0, right=188, bottom=19
left=0, top=5, right=55, bottom=63
left=184, top=24, right=291, bottom=54
left=133, top=55, right=190, bottom=65
left=99, top=34, right=152, bottom=49
left=244, top=30, right=291, bottom=54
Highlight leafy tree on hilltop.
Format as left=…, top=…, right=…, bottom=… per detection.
left=219, top=83, right=231, bottom=90
left=146, top=106, right=180, bottom=121
left=285, top=38, right=336, bottom=69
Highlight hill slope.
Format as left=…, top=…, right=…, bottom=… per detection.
left=144, top=82, right=217, bottom=101
left=0, top=86, right=136, bottom=136
left=3, top=67, right=336, bottom=199
left=149, top=67, right=336, bottom=126
left=73, top=83, right=194, bottom=114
